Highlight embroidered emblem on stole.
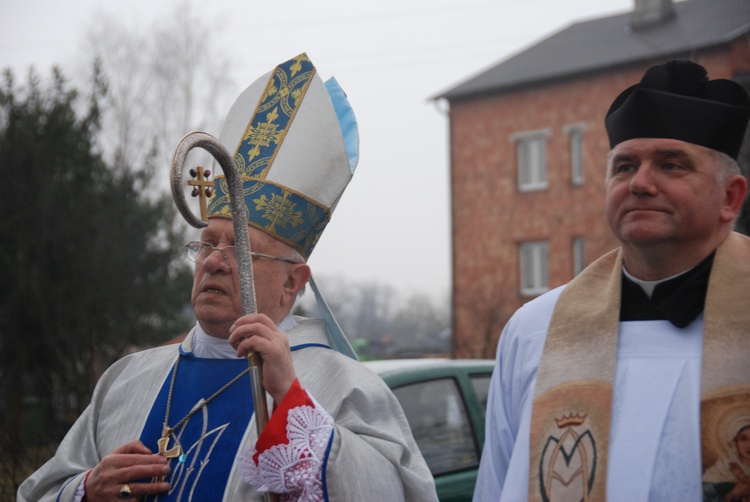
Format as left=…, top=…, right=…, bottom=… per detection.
left=531, top=383, right=610, bottom=502
left=542, top=412, right=596, bottom=496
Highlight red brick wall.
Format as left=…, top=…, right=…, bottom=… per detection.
left=449, top=43, right=749, bottom=358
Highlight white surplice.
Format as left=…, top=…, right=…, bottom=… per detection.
left=473, top=285, right=704, bottom=502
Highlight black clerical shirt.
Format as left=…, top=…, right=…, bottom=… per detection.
left=619, top=252, right=715, bottom=328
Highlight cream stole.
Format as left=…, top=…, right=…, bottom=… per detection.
left=528, top=232, right=750, bottom=501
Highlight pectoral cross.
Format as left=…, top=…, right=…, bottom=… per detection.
left=187, top=166, right=213, bottom=220
left=153, top=426, right=182, bottom=482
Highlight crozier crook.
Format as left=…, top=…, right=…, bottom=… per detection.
left=170, top=131, right=271, bottom=438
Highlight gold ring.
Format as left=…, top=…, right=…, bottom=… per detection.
left=119, top=483, right=133, bottom=499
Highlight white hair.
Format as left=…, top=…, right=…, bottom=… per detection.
left=712, top=150, right=742, bottom=183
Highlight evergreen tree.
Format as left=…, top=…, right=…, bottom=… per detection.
left=0, top=66, right=194, bottom=486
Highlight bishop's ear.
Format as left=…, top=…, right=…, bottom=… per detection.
left=285, top=263, right=311, bottom=298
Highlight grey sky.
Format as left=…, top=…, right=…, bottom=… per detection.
left=1, top=0, right=633, bottom=301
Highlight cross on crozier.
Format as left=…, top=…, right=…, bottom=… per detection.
left=187, top=166, right=213, bottom=220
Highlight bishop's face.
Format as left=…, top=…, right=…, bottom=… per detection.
left=190, top=219, right=303, bottom=338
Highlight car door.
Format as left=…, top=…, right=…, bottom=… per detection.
left=390, top=365, right=492, bottom=501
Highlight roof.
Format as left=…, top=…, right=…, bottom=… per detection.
left=438, top=0, right=750, bottom=100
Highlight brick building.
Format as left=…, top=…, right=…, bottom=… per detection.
left=436, top=0, right=750, bottom=358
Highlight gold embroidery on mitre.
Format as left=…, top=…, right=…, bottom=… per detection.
left=253, top=192, right=304, bottom=231
left=244, top=107, right=283, bottom=163
left=289, top=54, right=305, bottom=76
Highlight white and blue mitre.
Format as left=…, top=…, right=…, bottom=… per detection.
left=206, top=52, right=359, bottom=259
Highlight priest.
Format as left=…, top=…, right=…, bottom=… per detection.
left=18, top=53, right=437, bottom=502
left=474, top=60, right=750, bottom=501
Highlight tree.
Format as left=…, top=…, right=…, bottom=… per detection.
left=454, top=285, right=510, bottom=359
left=388, top=292, right=451, bottom=357
left=303, top=275, right=451, bottom=359
left=82, top=1, right=234, bottom=183
left=0, top=66, right=194, bottom=490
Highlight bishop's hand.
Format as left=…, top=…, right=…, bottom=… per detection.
left=229, top=313, right=296, bottom=405
left=84, top=440, right=170, bottom=500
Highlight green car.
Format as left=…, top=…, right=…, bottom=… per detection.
left=364, top=359, right=495, bottom=501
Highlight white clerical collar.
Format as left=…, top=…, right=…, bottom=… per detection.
left=192, top=323, right=238, bottom=359
left=622, top=267, right=689, bottom=299
left=277, top=312, right=299, bottom=332
left=193, top=313, right=298, bottom=359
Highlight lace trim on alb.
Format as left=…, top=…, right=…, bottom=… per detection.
left=239, top=403, right=334, bottom=502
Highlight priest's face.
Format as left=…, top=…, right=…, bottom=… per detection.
left=190, top=219, right=308, bottom=338
left=605, top=138, right=745, bottom=270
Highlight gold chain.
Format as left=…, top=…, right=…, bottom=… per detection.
left=162, top=355, right=251, bottom=436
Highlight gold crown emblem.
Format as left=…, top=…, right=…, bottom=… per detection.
left=555, top=413, right=588, bottom=429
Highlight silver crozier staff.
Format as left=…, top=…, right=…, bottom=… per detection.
left=170, top=131, right=273, bottom=501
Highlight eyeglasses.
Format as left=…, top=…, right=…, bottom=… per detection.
left=185, top=241, right=299, bottom=268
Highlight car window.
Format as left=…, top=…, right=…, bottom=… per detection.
left=469, top=373, right=492, bottom=414
left=393, top=378, right=479, bottom=475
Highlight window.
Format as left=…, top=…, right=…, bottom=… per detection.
left=565, top=124, right=586, bottom=186
left=512, top=129, right=550, bottom=192
left=470, top=374, right=492, bottom=414
left=573, top=237, right=585, bottom=276
left=393, top=378, right=479, bottom=475
left=520, top=241, right=549, bottom=295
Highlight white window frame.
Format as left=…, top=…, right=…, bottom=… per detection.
left=519, top=241, right=549, bottom=296
left=564, top=123, right=586, bottom=186
left=511, top=129, right=550, bottom=192
left=573, top=237, right=585, bottom=276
